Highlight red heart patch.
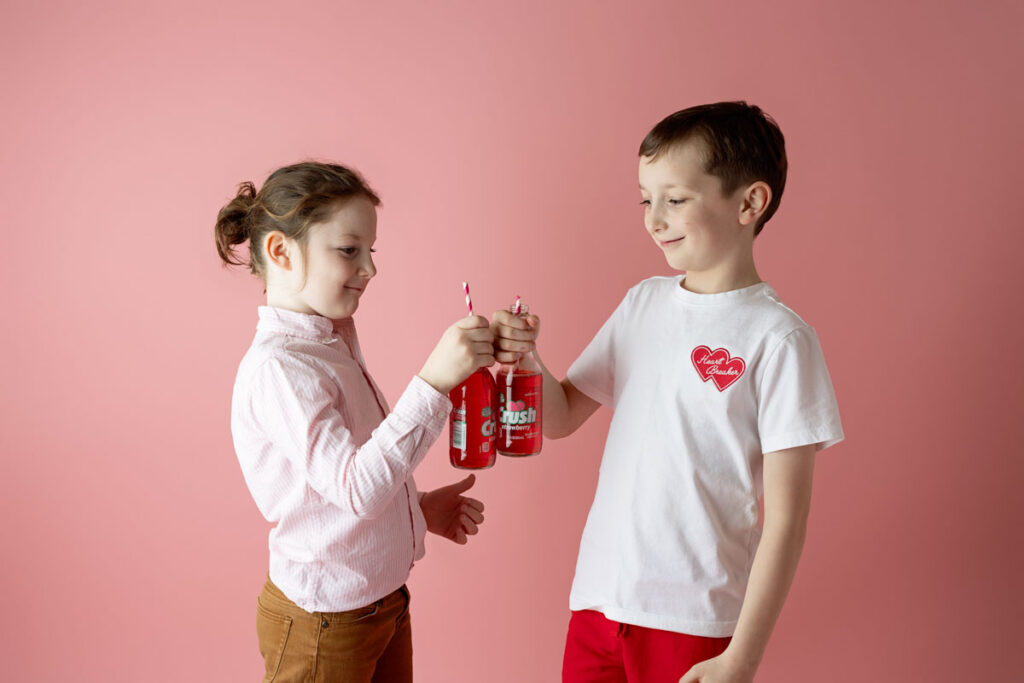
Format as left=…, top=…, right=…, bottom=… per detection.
left=691, top=346, right=746, bottom=392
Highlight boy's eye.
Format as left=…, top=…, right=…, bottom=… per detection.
left=668, top=198, right=687, bottom=205
left=639, top=199, right=651, bottom=206
left=337, top=247, right=357, bottom=256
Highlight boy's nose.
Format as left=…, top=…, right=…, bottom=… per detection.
left=644, top=207, right=665, bottom=234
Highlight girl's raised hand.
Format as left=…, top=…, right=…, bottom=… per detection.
left=490, top=309, right=540, bottom=364
left=418, top=315, right=494, bottom=394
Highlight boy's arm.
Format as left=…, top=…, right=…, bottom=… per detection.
left=536, top=354, right=600, bottom=439
left=490, top=309, right=600, bottom=440
left=681, top=444, right=816, bottom=683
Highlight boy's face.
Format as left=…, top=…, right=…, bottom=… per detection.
left=639, top=140, right=753, bottom=276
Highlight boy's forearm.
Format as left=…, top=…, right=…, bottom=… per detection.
left=533, top=351, right=572, bottom=438
left=721, top=515, right=809, bottom=675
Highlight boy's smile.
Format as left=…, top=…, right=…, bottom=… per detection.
left=638, top=139, right=761, bottom=293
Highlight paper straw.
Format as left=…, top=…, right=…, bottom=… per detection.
left=462, top=281, right=473, bottom=316
left=513, top=295, right=521, bottom=316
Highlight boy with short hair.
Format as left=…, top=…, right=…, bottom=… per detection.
left=493, top=102, right=843, bottom=682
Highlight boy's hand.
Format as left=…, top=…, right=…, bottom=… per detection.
left=420, top=474, right=485, bottom=544
left=490, top=309, right=540, bottom=364
left=679, top=652, right=755, bottom=683
left=419, top=316, right=495, bottom=394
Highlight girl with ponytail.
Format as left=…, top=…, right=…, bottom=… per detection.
left=216, top=162, right=490, bottom=682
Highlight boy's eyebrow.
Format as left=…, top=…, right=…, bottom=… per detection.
left=638, top=182, right=697, bottom=191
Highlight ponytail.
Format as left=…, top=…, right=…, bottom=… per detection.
left=214, top=181, right=257, bottom=268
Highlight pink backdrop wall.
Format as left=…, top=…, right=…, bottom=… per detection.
left=2, top=0, right=1020, bottom=680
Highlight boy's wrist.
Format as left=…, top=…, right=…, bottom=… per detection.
left=720, top=642, right=762, bottom=677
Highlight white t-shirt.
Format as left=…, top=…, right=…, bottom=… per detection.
left=566, top=276, right=844, bottom=637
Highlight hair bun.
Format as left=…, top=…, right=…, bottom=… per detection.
left=214, top=181, right=258, bottom=267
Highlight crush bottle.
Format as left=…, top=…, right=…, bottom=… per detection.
left=449, top=368, right=497, bottom=469
left=497, top=304, right=543, bottom=457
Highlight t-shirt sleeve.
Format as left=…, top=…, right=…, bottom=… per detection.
left=757, top=326, right=844, bottom=454
left=566, top=293, right=629, bottom=406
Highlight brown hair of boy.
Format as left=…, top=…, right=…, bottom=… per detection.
left=639, top=102, right=787, bottom=235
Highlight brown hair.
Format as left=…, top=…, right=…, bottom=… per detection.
left=214, top=161, right=381, bottom=275
left=639, top=102, right=787, bottom=235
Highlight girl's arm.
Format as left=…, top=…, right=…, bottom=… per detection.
left=680, top=444, right=816, bottom=683
left=490, top=309, right=600, bottom=440
left=253, top=317, right=493, bottom=520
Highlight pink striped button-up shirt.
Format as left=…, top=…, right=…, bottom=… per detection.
left=231, top=306, right=451, bottom=612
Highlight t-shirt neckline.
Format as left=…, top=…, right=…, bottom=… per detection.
left=673, top=275, right=773, bottom=306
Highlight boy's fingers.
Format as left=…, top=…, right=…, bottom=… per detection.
left=463, top=504, right=484, bottom=524
left=497, top=338, right=534, bottom=353
left=463, top=497, right=484, bottom=514
left=493, top=309, right=531, bottom=328
left=496, top=325, right=535, bottom=341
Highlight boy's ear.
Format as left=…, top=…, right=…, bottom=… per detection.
left=738, top=181, right=771, bottom=227
left=263, top=231, right=294, bottom=270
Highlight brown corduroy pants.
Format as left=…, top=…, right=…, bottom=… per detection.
left=256, top=578, right=413, bottom=683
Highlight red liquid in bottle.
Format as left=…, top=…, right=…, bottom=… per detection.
left=496, top=367, right=543, bottom=457
left=449, top=368, right=497, bottom=469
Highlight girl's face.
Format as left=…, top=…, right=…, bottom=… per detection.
left=291, top=196, right=378, bottom=320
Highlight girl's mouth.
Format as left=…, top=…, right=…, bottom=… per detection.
left=659, top=236, right=684, bottom=247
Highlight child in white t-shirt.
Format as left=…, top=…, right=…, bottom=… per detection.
left=493, top=102, right=843, bottom=683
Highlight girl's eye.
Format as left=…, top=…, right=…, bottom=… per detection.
left=369, top=248, right=376, bottom=254
left=639, top=199, right=651, bottom=207
left=668, top=198, right=687, bottom=205
left=337, top=247, right=357, bottom=256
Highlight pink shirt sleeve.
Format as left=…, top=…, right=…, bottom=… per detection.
left=252, top=353, right=451, bottom=518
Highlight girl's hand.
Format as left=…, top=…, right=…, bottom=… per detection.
left=679, top=653, right=756, bottom=683
left=490, top=309, right=540, bottom=364
left=419, top=315, right=495, bottom=394
left=420, top=474, right=485, bottom=544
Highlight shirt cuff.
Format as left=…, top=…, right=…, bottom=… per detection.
left=391, top=375, right=452, bottom=437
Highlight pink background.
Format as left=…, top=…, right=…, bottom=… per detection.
left=2, top=0, right=1020, bottom=680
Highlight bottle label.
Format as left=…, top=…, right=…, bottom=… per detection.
left=452, top=420, right=466, bottom=450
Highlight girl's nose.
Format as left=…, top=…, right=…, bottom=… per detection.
left=359, top=255, right=377, bottom=279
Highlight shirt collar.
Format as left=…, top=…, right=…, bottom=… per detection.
left=257, top=306, right=338, bottom=344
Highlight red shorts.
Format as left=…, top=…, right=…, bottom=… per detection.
left=562, top=609, right=731, bottom=683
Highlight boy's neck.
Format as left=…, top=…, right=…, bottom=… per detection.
left=680, top=262, right=762, bottom=295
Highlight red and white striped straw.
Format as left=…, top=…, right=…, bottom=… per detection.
left=513, top=295, right=521, bottom=316
left=462, top=281, right=474, bottom=316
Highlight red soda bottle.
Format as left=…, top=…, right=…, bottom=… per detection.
left=497, top=304, right=543, bottom=457
left=449, top=368, right=497, bottom=469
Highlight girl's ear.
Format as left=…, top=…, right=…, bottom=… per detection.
left=263, top=231, right=293, bottom=270
left=738, top=181, right=771, bottom=227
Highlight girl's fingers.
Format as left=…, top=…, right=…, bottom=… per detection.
left=460, top=514, right=480, bottom=534
left=463, top=497, right=485, bottom=514
left=462, top=505, right=484, bottom=524
left=466, top=331, right=495, bottom=346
